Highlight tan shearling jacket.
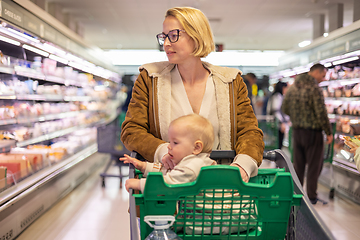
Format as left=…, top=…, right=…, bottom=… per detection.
left=121, top=61, right=264, bottom=174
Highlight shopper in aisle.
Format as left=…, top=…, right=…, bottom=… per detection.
left=266, top=81, right=289, bottom=149
left=121, top=6, right=264, bottom=183
left=282, top=63, right=333, bottom=204
left=120, top=114, right=216, bottom=192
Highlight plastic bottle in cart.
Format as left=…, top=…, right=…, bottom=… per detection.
left=144, top=215, right=182, bottom=240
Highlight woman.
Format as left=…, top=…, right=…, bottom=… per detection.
left=266, top=81, right=289, bottom=149
left=121, top=7, right=264, bottom=182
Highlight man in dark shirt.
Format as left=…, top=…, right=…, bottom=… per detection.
left=282, top=63, right=333, bottom=204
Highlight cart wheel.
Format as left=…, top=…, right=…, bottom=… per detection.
left=102, top=178, right=106, bottom=188
left=329, top=188, right=335, bottom=199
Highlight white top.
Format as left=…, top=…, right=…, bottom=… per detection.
left=170, top=65, right=220, bottom=149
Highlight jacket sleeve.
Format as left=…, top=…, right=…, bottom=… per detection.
left=233, top=74, right=264, bottom=166
left=121, top=70, right=166, bottom=162
left=313, top=87, right=332, bottom=136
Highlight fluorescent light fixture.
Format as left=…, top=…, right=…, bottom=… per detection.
left=332, top=56, right=359, bottom=65
left=66, top=53, right=84, bottom=63
left=293, top=66, right=310, bottom=74
left=298, top=40, right=311, bottom=48
left=43, top=43, right=66, bottom=56
left=0, top=35, right=20, bottom=46
left=23, top=44, right=49, bottom=57
left=323, top=33, right=329, bottom=37
left=49, top=54, right=68, bottom=64
left=343, top=50, right=360, bottom=58
left=324, top=62, right=332, bottom=67
left=0, top=27, right=29, bottom=42
left=7, top=28, right=40, bottom=43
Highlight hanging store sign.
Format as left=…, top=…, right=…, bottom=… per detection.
left=1, top=1, right=22, bottom=26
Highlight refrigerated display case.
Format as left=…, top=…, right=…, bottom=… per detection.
left=0, top=0, right=125, bottom=239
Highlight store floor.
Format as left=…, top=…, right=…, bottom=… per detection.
left=16, top=156, right=360, bottom=240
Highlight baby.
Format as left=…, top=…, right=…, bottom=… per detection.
left=120, top=114, right=216, bottom=192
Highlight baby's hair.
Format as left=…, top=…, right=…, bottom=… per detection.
left=170, top=114, right=214, bottom=153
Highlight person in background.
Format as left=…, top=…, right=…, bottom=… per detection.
left=282, top=63, right=333, bottom=204
left=266, top=81, right=289, bottom=149
left=120, top=114, right=216, bottom=192
left=121, top=7, right=264, bottom=183
left=244, top=73, right=257, bottom=107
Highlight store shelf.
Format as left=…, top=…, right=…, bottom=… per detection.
left=16, top=125, right=87, bottom=147
left=320, top=78, right=360, bottom=87
left=325, top=97, right=360, bottom=101
left=0, top=145, right=109, bottom=239
left=0, top=140, right=16, bottom=153
left=0, top=66, right=14, bottom=75
left=0, top=94, right=101, bottom=102
left=0, top=66, right=86, bottom=88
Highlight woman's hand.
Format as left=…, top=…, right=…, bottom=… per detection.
left=162, top=153, right=175, bottom=170
left=344, top=140, right=359, bottom=154
left=120, top=154, right=146, bottom=172
left=125, top=179, right=141, bottom=192
left=230, top=163, right=249, bottom=183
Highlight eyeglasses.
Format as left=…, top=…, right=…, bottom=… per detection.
left=156, top=29, right=186, bottom=46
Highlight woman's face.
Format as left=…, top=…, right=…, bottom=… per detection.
left=162, top=16, right=195, bottom=64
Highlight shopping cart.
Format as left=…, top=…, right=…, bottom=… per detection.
left=97, top=112, right=130, bottom=187
left=128, top=150, right=336, bottom=240
left=288, top=123, right=336, bottom=199
left=257, top=115, right=279, bottom=150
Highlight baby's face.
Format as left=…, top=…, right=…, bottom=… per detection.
left=167, top=123, right=196, bottom=165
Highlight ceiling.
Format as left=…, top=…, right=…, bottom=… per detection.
left=47, top=0, right=355, bottom=51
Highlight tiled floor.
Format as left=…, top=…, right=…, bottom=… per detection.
left=16, top=154, right=360, bottom=240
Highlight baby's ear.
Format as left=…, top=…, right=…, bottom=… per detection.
left=193, top=140, right=203, bottom=155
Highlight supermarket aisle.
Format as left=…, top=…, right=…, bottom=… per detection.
left=16, top=164, right=130, bottom=240
left=17, top=157, right=360, bottom=240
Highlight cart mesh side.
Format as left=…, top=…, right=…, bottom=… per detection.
left=135, top=165, right=301, bottom=240
left=97, top=116, right=129, bottom=156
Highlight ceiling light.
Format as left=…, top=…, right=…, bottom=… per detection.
left=332, top=56, right=359, bottom=65
left=0, top=35, right=21, bottom=46
left=298, top=40, right=311, bottom=48
left=49, top=54, right=68, bottom=64
left=23, top=44, right=49, bottom=57
left=323, top=33, right=329, bottom=37
left=324, top=62, right=332, bottom=67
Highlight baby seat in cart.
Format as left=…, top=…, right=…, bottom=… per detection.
left=129, top=150, right=336, bottom=240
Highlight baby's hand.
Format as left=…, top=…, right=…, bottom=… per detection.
left=162, top=153, right=175, bottom=170
left=119, top=154, right=146, bottom=172
left=230, top=163, right=249, bottom=183
left=125, top=179, right=141, bottom=192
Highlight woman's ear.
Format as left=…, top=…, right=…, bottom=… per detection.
left=193, top=140, right=203, bottom=155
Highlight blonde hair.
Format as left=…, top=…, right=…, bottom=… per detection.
left=170, top=114, right=214, bottom=153
left=165, top=7, right=215, bottom=58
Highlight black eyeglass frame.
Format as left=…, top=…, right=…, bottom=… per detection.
left=156, top=29, right=186, bottom=46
